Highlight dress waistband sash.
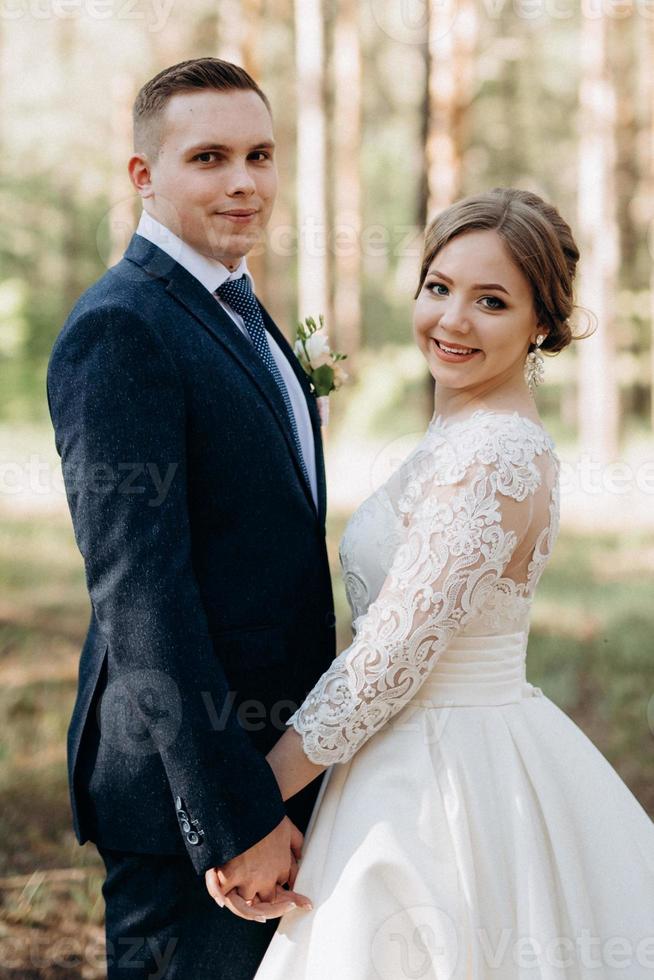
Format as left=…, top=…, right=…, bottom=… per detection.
left=414, top=632, right=543, bottom=707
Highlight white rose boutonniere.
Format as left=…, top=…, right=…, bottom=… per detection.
left=294, top=315, right=348, bottom=427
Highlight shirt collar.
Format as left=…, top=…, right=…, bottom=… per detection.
left=135, top=210, right=253, bottom=294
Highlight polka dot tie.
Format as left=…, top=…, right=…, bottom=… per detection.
left=216, top=275, right=311, bottom=489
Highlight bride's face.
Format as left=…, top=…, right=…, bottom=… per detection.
left=413, top=229, right=546, bottom=392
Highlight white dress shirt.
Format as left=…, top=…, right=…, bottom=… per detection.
left=135, top=211, right=318, bottom=511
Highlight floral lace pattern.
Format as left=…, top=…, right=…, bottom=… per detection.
left=286, top=410, right=560, bottom=766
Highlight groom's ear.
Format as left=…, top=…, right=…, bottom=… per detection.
left=128, top=154, right=154, bottom=199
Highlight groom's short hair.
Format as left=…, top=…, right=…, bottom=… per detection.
left=133, top=58, right=272, bottom=160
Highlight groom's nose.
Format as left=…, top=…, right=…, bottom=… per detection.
left=224, top=159, right=257, bottom=196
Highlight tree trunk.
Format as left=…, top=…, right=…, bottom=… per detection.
left=649, top=21, right=654, bottom=433
left=56, top=19, right=86, bottom=314
left=216, top=0, right=247, bottom=66
left=216, top=0, right=266, bottom=287
left=110, top=74, right=138, bottom=267
left=576, top=13, right=620, bottom=462
left=331, top=0, right=362, bottom=367
left=642, top=16, right=654, bottom=431
left=423, top=0, right=477, bottom=416
left=425, top=0, right=478, bottom=216
left=216, top=0, right=262, bottom=76
left=294, top=0, right=329, bottom=323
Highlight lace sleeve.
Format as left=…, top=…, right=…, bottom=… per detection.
left=286, top=444, right=551, bottom=766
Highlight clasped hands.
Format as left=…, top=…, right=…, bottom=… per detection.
left=205, top=815, right=313, bottom=923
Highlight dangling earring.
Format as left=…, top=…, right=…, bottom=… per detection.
left=524, top=333, right=546, bottom=395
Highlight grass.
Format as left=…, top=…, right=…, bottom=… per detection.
left=0, top=504, right=653, bottom=976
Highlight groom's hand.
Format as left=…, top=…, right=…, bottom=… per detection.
left=204, top=816, right=312, bottom=922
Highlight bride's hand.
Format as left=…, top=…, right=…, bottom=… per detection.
left=205, top=871, right=312, bottom=922
left=222, top=840, right=304, bottom=921
left=288, top=831, right=301, bottom=888
left=244, top=881, right=310, bottom=919
left=205, top=830, right=309, bottom=922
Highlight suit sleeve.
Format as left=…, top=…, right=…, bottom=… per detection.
left=47, top=305, right=287, bottom=873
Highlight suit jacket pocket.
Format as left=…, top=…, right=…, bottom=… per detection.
left=67, top=637, right=109, bottom=786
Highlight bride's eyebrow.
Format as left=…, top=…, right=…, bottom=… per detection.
left=474, top=281, right=510, bottom=295
left=428, top=269, right=511, bottom=297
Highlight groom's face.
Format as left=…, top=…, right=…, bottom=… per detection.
left=133, top=88, right=277, bottom=269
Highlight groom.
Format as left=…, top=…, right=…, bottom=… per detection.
left=47, top=58, right=336, bottom=978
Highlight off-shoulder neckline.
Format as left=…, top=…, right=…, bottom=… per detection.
left=429, top=408, right=552, bottom=440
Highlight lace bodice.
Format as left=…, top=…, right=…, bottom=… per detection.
left=286, top=409, right=561, bottom=766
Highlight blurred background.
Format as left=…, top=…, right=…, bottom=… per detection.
left=1, top=0, right=654, bottom=975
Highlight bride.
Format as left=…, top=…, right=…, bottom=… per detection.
left=212, top=187, right=654, bottom=978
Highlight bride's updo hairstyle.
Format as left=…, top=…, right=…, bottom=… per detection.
left=414, top=186, right=595, bottom=355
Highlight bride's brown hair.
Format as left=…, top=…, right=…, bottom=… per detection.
left=414, top=187, right=595, bottom=354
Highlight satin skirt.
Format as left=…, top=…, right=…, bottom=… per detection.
left=253, top=632, right=654, bottom=979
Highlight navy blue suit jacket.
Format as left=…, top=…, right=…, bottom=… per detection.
left=47, top=234, right=336, bottom=876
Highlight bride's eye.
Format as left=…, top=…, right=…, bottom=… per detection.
left=480, top=295, right=505, bottom=310
left=427, top=282, right=448, bottom=296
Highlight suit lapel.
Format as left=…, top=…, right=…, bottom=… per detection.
left=123, top=235, right=322, bottom=523
left=258, top=303, right=328, bottom=529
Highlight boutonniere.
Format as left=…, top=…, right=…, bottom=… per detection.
left=294, top=315, right=348, bottom=427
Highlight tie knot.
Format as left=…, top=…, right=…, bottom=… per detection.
left=215, top=275, right=254, bottom=308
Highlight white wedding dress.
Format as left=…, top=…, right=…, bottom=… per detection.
left=253, top=409, right=654, bottom=980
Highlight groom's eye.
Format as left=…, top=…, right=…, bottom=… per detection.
left=193, top=152, right=219, bottom=163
